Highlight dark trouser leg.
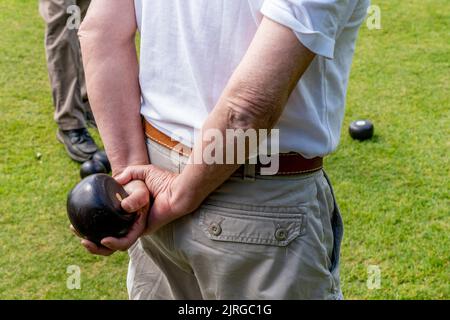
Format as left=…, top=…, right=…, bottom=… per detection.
left=39, top=0, right=87, bottom=130
left=76, top=0, right=91, bottom=110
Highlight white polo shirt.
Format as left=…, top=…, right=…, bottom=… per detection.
left=135, top=0, right=369, bottom=158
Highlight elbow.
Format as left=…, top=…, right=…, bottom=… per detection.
left=225, top=84, right=285, bottom=130
left=78, top=18, right=135, bottom=52
left=78, top=18, right=96, bottom=47
left=77, top=19, right=102, bottom=55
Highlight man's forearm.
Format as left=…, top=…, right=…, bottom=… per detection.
left=78, top=2, right=149, bottom=176
left=172, top=18, right=315, bottom=213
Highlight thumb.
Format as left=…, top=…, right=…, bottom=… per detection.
left=121, top=181, right=150, bottom=213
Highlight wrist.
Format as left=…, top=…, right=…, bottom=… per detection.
left=169, top=174, right=205, bottom=214
left=108, top=144, right=150, bottom=178
left=112, top=165, right=129, bottom=178
left=111, top=161, right=149, bottom=178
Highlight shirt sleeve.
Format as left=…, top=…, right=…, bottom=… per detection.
left=261, top=0, right=360, bottom=59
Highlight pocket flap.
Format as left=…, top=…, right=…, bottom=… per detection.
left=199, top=205, right=306, bottom=247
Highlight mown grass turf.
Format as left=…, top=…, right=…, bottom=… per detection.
left=0, top=0, right=448, bottom=299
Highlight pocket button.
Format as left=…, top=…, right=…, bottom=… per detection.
left=275, top=227, right=288, bottom=241
left=208, top=222, right=222, bottom=236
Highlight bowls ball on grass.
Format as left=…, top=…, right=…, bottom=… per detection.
left=349, top=120, right=374, bottom=141
left=93, top=150, right=111, bottom=173
left=80, top=159, right=107, bottom=179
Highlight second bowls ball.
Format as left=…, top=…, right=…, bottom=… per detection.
left=80, top=160, right=107, bottom=179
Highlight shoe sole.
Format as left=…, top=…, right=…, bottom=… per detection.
left=56, top=130, right=93, bottom=163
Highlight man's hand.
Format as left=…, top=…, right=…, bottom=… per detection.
left=73, top=179, right=150, bottom=256
left=115, top=165, right=190, bottom=234
left=71, top=165, right=188, bottom=256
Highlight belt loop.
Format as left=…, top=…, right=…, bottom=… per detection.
left=243, top=164, right=256, bottom=181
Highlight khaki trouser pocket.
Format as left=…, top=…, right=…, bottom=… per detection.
left=198, top=203, right=307, bottom=247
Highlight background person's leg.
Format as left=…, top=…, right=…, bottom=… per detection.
left=39, top=0, right=86, bottom=131
left=39, top=0, right=97, bottom=161
left=76, top=0, right=93, bottom=120
left=77, top=0, right=97, bottom=127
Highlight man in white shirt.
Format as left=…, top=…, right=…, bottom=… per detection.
left=77, top=0, right=369, bottom=299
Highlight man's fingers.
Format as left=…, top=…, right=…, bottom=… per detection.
left=114, top=169, right=132, bottom=184
left=100, top=236, right=133, bottom=252
left=122, top=182, right=150, bottom=213
left=81, top=240, right=115, bottom=256
left=115, top=166, right=150, bottom=184
left=100, top=226, right=140, bottom=251
left=100, top=212, right=146, bottom=251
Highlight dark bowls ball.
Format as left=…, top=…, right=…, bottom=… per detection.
left=349, top=120, right=374, bottom=141
left=93, top=150, right=111, bottom=173
left=67, top=174, right=136, bottom=245
left=80, top=159, right=107, bottom=179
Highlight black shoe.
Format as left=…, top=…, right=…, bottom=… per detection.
left=85, top=111, right=97, bottom=129
left=57, top=128, right=98, bottom=163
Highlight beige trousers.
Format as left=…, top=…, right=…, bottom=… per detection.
left=39, top=0, right=91, bottom=130
left=127, top=139, right=344, bottom=300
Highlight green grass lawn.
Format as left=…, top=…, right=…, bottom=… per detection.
left=0, top=0, right=448, bottom=299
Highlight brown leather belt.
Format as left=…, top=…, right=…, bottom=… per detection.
left=143, top=119, right=323, bottom=176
